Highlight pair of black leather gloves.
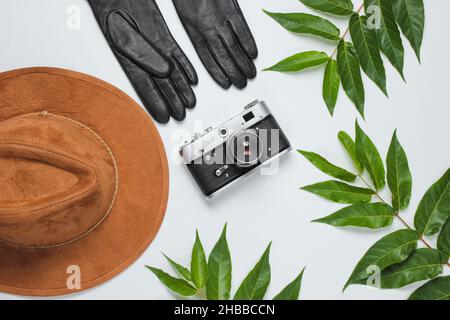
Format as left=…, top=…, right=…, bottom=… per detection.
left=89, top=0, right=258, bottom=124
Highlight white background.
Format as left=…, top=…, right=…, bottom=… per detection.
left=0, top=0, right=448, bottom=300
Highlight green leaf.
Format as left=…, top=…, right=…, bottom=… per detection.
left=379, top=248, right=448, bottom=289
left=337, top=41, right=365, bottom=117
left=234, top=243, right=272, bottom=300
left=355, top=121, right=386, bottom=190
left=349, top=14, right=387, bottom=96
left=191, top=230, right=208, bottom=289
left=344, top=229, right=419, bottom=290
left=414, top=169, right=450, bottom=236
left=299, top=0, right=354, bottom=16
left=364, top=0, right=405, bottom=79
left=146, top=266, right=197, bottom=297
left=323, top=59, right=341, bottom=116
left=313, top=203, right=395, bottom=229
left=437, top=219, right=450, bottom=256
left=264, top=11, right=340, bottom=40
left=162, top=253, right=192, bottom=282
left=302, top=180, right=375, bottom=204
left=391, top=0, right=425, bottom=62
left=409, top=276, right=450, bottom=300
left=206, top=225, right=232, bottom=300
left=265, top=51, right=329, bottom=72
left=273, top=268, right=305, bottom=300
left=298, top=150, right=357, bottom=182
left=386, top=130, right=412, bottom=211
left=338, top=131, right=364, bottom=173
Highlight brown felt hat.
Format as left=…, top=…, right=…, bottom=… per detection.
left=0, top=67, right=169, bottom=296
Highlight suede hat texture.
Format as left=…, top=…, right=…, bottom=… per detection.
left=0, top=67, right=169, bottom=296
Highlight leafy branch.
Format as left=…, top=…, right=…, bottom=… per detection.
left=146, top=225, right=306, bottom=300
left=330, top=3, right=365, bottom=58
left=264, top=0, right=425, bottom=118
left=298, top=122, right=450, bottom=299
left=357, top=174, right=443, bottom=254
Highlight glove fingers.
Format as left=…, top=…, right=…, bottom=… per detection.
left=195, top=42, right=231, bottom=89
left=228, top=14, right=258, bottom=59
left=220, top=30, right=257, bottom=79
left=107, top=10, right=172, bottom=77
left=154, top=78, right=186, bottom=121
left=172, top=49, right=198, bottom=86
left=208, top=38, right=247, bottom=89
left=117, top=56, right=171, bottom=124
left=171, top=65, right=197, bottom=109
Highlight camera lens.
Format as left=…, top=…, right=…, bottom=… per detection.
left=227, top=129, right=264, bottom=167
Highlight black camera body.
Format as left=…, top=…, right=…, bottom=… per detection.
left=180, top=100, right=291, bottom=198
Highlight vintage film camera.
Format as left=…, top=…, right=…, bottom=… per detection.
left=180, top=100, right=291, bottom=198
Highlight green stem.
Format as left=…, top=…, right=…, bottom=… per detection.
left=357, top=175, right=449, bottom=266
left=330, top=3, right=365, bottom=58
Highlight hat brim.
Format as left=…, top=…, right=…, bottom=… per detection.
left=0, top=67, right=169, bottom=296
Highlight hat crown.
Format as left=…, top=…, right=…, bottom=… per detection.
left=0, top=113, right=118, bottom=248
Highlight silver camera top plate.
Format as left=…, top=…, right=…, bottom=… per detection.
left=180, top=100, right=272, bottom=164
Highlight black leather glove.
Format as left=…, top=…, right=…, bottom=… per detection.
left=172, top=0, right=258, bottom=89
left=89, top=0, right=198, bottom=124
